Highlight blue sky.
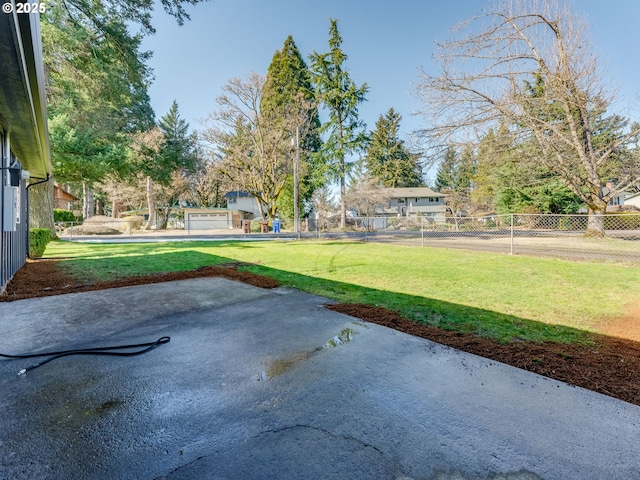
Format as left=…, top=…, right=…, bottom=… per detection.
left=141, top=0, right=640, bottom=169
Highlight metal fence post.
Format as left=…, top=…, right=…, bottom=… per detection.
left=510, top=214, right=514, bottom=255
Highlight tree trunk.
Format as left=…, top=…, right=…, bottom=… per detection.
left=158, top=205, right=170, bottom=229
left=144, top=176, right=155, bottom=230
left=112, top=200, right=120, bottom=218
left=28, top=178, right=56, bottom=238
left=82, top=182, right=94, bottom=220
left=340, top=173, right=346, bottom=229
left=586, top=207, right=606, bottom=237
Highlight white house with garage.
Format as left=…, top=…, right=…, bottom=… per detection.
left=0, top=10, right=51, bottom=292
left=182, top=208, right=246, bottom=230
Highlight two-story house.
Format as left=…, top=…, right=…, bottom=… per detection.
left=384, top=187, right=447, bottom=222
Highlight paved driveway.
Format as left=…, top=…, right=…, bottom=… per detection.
left=0, top=278, right=639, bottom=479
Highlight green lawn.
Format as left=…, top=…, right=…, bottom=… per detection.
left=44, top=239, right=640, bottom=345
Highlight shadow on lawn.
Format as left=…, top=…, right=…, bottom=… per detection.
left=57, top=248, right=593, bottom=346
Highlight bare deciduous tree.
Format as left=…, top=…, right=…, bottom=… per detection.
left=201, top=73, right=315, bottom=220
left=154, top=171, right=190, bottom=229
left=311, top=187, right=337, bottom=230
left=344, top=161, right=390, bottom=219
left=415, top=0, right=640, bottom=235
left=99, top=174, right=147, bottom=217
left=187, top=156, right=230, bottom=208
left=129, top=127, right=164, bottom=229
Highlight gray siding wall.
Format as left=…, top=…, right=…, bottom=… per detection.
left=1, top=141, right=29, bottom=293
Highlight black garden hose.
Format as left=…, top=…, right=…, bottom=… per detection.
left=0, top=336, right=170, bottom=376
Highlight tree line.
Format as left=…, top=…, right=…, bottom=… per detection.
left=36, top=5, right=423, bottom=231
left=421, top=0, right=640, bottom=236
left=32, top=0, right=639, bottom=237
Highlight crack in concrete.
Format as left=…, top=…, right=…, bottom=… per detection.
left=156, top=453, right=210, bottom=479
left=157, top=425, right=542, bottom=480
left=255, top=423, right=386, bottom=456
left=156, top=424, right=402, bottom=480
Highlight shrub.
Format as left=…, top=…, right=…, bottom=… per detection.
left=63, top=225, right=120, bottom=236
left=123, top=215, right=144, bottom=232
left=53, top=209, right=75, bottom=223
left=250, top=219, right=264, bottom=233
left=29, top=228, right=51, bottom=258
left=275, top=217, right=291, bottom=231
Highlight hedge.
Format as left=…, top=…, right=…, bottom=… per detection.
left=29, top=228, right=51, bottom=258
left=53, top=209, right=76, bottom=223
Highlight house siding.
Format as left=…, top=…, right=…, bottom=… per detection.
left=0, top=13, right=51, bottom=292
left=625, top=194, right=640, bottom=209
left=225, top=192, right=262, bottom=218
left=1, top=175, right=28, bottom=293
left=386, top=188, right=447, bottom=220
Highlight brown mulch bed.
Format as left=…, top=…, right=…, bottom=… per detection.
left=3, top=260, right=640, bottom=406
left=327, top=304, right=640, bottom=406
left=0, top=260, right=278, bottom=301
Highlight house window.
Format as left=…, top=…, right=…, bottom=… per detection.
left=429, top=198, right=434, bottom=202
left=397, top=199, right=404, bottom=204
left=415, top=198, right=419, bottom=203
left=228, top=197, right=237, bottom=204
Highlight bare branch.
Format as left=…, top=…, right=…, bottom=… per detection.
left=414, top=0, right=640, bottom=233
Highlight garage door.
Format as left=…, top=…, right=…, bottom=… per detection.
left=188, top=213, right=228, bottom=230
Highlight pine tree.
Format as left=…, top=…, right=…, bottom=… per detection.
left=435, top=145, right=476, bottom=192
left=365, top=108, right=422, bottom=187
left=261, top=36, right=323, bottom=220
left=310, top=18, right=369, bottom=228
left=157, top=100, right=197, bottom=182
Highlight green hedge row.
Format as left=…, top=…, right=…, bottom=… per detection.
left=29, top=228, right=51, bottom=258
left=53, top=209, right=76, bottom=222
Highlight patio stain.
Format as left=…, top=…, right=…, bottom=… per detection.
left=265, top=328, right=356, bottom=378
left=266, top=350, right=320, bottom=378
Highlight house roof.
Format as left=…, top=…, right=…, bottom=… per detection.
left=182, top=207, right=235, bottom=212
left=54, top=183, right=79, bottom=201
left=0, top=12, right=50, bottom=178
left=386, top=187, right=446, bottom=198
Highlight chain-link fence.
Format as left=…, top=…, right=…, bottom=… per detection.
left=56, top=212, right=640, bottom=264
left=309, top=213, right=640, bottom=264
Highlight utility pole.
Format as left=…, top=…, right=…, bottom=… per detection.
left=293, top=127, right=300, bottom=234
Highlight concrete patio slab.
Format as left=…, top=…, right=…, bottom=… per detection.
left=0, top=278, right=638, bottom=479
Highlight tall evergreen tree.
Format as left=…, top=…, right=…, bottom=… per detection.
left=261, top=36, right=323, bottom=219
left=310, top=18, right=369, bottom=228
left=435, top=147, right=474, bottom=192
left=157, top=100, right=197, bottom=181
left=365, top=108, right=422, bottom=187
left=42, top=1, right=155, bottom=221
left=32, top=0, right=206, bottom=230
